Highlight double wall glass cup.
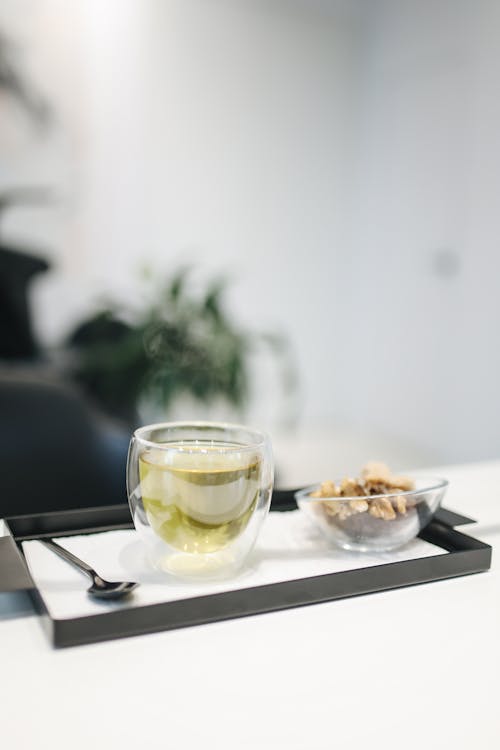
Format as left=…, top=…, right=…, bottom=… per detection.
left=127, top=422, right=273, bottom=579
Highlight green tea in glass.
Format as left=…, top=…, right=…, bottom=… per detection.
left=128, top=422, right=273, bottom=579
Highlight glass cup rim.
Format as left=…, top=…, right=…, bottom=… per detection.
left=133, top=420, right=269, bottom=452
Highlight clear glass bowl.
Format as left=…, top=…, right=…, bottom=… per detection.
left=296, top=477, right=448, bottom=552
left=127, top=421, right=273, bottom=579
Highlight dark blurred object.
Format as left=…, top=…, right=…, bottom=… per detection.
left=0, top=32, right=52, bottom=356
left=0, top=373, right=129, bottom=517
left=0, top=30, right=50, bottom=126
left=0, top=246, right=48, bottom=359
left=0, top=188, right=52, bottom=360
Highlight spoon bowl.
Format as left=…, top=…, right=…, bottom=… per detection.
left=87, top=577, right=139, bottom=600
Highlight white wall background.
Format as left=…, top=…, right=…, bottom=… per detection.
left=338, top=0, right=500, bottom=464
left=0, top=0, right=499, bottom=467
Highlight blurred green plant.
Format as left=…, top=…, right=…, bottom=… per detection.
left=66, top=268, right=297, bottom=426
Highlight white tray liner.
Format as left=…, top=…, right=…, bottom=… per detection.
left=22, top=511, right=446, bottom=620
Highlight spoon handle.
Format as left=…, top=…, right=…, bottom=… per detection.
left=40, top=538, right=96, bottom=579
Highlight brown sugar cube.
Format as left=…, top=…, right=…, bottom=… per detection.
left=310, top=480, right=338, bottom=498
left=340, top=477, right=366, bottom=497
left=395, top=495, right=407, bottom=515
left=388, top=475, right=415, bottom=492
left=324, top=500, right=340, bottom=517
left=379, top=498, right=397, bottom=520
left=366, top=482, right=390, bottom=496
left=369, top=497, right=396, bottom=521
left=320, top=480, right=339, bottom=497
left=361, top=461, right=392, bottom=484
left=349, top=498, right=369, bottom=513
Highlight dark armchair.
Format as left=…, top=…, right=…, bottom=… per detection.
left=0, top=372, right=129, bottom=518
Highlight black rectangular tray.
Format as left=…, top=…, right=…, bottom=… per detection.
left=1, top=491, right=492, bottom=648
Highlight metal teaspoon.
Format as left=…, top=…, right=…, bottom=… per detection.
left=40, top=538, right=139, bottom=600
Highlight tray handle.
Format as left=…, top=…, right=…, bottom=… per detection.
left=0, top=535, right=35, bottom=592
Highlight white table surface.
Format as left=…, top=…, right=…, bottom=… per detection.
left=1, top=460, right=499, bottom=750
